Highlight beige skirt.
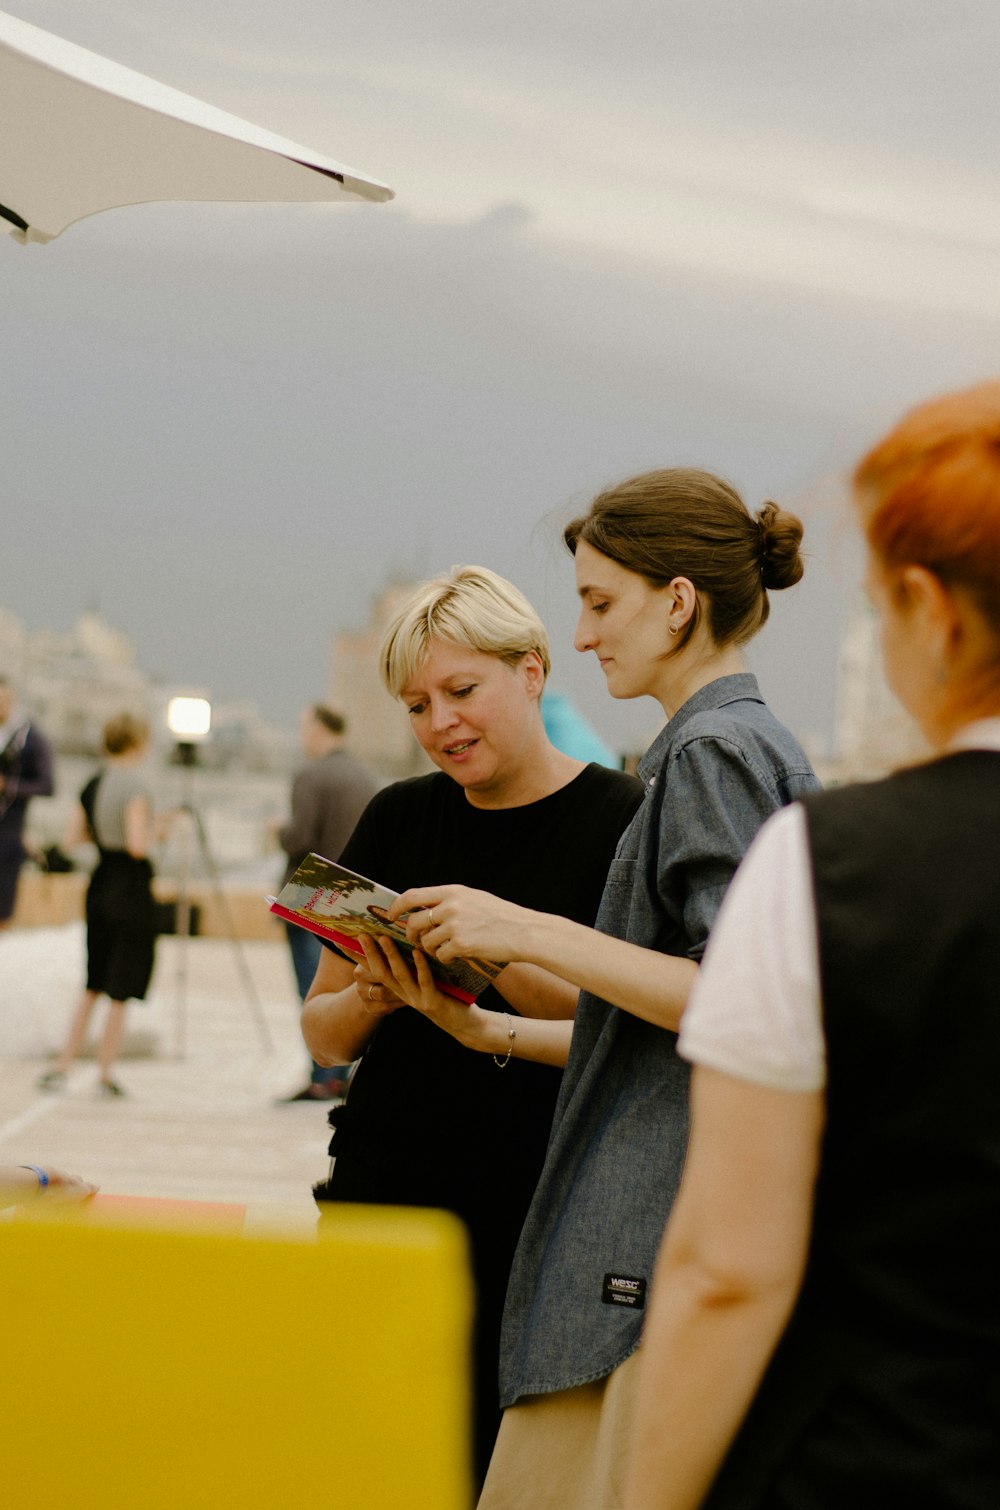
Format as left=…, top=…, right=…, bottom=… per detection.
left=477, top=1352, right=642, bottom=1510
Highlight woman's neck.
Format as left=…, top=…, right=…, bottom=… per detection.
left=106, top=749, right=143, bottom=767
left=464, top=740, right=584, bottom=810
left=947, top=716, right=1000, bottom=753
left=653, top=642, right=746, bottom=720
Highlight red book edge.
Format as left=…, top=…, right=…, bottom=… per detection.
left=80, top=1194, right=247, bottom=1230
left=268, top=899, right=477, bottom=1004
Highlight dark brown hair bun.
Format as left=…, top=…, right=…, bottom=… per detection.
left=756, top=502, right=805, bottom=592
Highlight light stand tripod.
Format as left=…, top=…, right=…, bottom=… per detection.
left=171, top=739, right=274, bottom=1058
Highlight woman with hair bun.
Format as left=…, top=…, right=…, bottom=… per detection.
left=625, top=382, right=1000, bottom=1510
left=368, top=467, right=818, bottom=1505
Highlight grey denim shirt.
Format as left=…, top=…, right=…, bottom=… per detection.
left=498, top=673, right=820, bottom=1405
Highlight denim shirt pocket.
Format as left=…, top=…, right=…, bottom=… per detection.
left=594, top=855, right=637, bottom=938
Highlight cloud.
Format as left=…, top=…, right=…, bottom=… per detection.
left=14, top=0, right=1000, bottom=318
left=467, top=202, right=535, bottom=237
left=6, top=0, right=1000, bottom=752
left=5, top=182, right=997, bottom=752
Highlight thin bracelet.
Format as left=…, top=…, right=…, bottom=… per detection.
left=493, top=1013, right=516, bottom=1069
left=20, top=1164, right=49, bottom=1192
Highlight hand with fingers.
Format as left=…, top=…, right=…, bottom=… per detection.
left=391, top=885, right=534, bottom=965
left=359, top=935, right=488, bottom=1049
left=1, top=1163, right=98, bottom=1208
left=352, top=955, right=405, bottom=1018
left=42, top=1167, right=101, bottom=1202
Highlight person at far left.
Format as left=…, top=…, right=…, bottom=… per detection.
left=0, top=674, right=55, bottom=930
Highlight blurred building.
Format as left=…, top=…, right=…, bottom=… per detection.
left=331, top=582, right=429, bottom=780
left=19, top=608, right=151, bottom=755
left=1, top=603, right=293, bottom=777
left=184, top=699, right=294, bottom=774
left=0, top=606, right=28, bottom=676
left=830, top=596, right=928, bottom=781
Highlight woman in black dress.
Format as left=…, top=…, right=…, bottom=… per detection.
left=39, top=713, right=156, bottom=1099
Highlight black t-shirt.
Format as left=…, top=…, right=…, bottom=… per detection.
left=319, top=762, right=643, bottom=1219
left=317, top=760, right=642, bottom=1483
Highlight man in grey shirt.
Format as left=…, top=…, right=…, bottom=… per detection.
left=275, top=704, right=381, bottom=1102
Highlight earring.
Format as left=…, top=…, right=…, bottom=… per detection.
left=668, top=623, right=680, bottom=637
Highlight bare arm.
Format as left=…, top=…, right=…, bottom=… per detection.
left=301, top=942, right=400, bottom=1066
left=391, top=887, right=697, bottom=1032
left=623, top=1067, right=824, bottom=1510
left=0, top=1164, right=98, bottom=1208
left=362, top=938, right=574, bottom=1068
left=493, top=961, right=579, bottom=1020
left=63, top=802, right=91, bottom=850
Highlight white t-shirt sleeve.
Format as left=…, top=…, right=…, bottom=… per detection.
left=677, top=803, right=826, bottom=1092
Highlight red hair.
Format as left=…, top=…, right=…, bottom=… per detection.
left=854, top=379, right=1000, bottom=719
left=854, top=380, right=1000, bottom=625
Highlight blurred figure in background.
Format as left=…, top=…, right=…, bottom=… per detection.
left=0, top=674, right=54, bottom=930
left=39, top=714, right=156, bottom=1099
left=540, top=689, right=621, bottom=769
left=626, top=380, right=1000, bottom=1510
left=274, top=704, right=380, bottom=1102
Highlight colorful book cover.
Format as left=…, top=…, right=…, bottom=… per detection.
left=267, top=852, right=504, bottom=1004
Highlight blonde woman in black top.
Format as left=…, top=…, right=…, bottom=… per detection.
left=301, top=566, right=642, bottom=1489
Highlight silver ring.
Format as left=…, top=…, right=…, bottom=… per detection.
left=367, top=984, right=377, bottom=1001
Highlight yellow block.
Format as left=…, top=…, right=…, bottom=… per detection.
left=2, top=1203, right=472, bottom=1509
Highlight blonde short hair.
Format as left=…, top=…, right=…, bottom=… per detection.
left=379, top=566, right=551, bottom=697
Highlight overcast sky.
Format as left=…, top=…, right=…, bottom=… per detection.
left=4, top=0, right=999, bottom=753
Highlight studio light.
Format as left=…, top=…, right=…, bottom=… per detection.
left=167, top=696, right=211, bottom=773
left=167, top=694, right=211, bottom=742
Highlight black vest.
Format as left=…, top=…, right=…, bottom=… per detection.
left=705, top=752, right=1000, bottom=1510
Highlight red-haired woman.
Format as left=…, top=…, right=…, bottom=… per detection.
left=625, top=381, right=1000, bottom=1510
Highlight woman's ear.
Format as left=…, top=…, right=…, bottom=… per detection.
left=521, top=650, right=547, bottom=701
left=897, top=565, right=958, bottom=664
left=666, top=577, right=698, bottom=634
left=903, top=565, right=999, bottom=691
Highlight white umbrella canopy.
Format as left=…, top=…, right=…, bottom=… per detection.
left=0, top=9, right=393, bottom=245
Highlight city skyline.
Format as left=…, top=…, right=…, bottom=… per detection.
left=3, top=574, right=921, bottom=784
left=0, top=599, right=294, bottom=765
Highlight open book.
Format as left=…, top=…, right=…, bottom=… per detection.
left=267, top=852, right=504, bottom=1004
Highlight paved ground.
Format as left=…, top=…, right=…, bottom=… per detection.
left=0, top=928, right=335, bottom=1232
